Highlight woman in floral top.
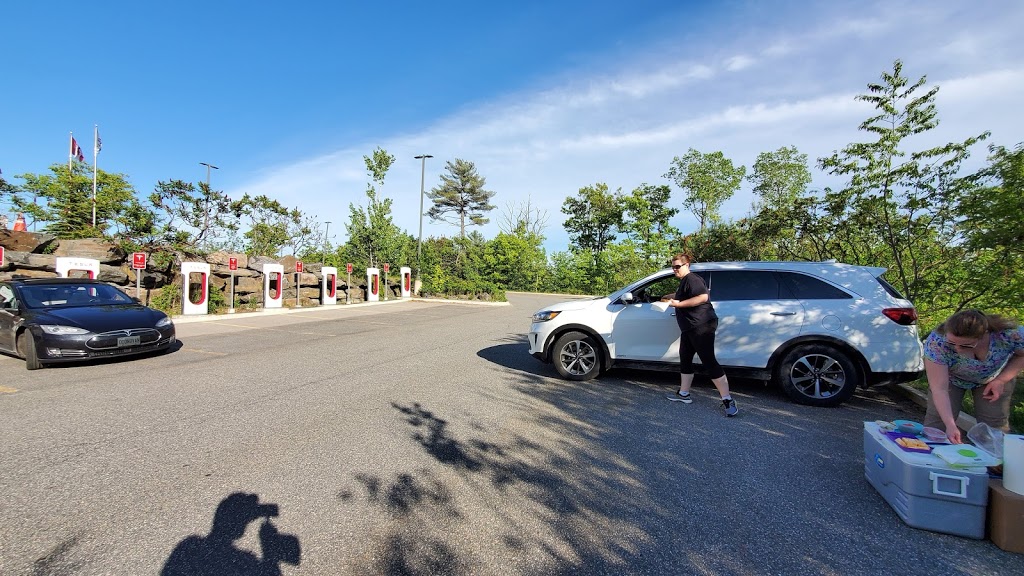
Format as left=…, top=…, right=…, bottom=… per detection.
left=923, top=310, right=1024, bottom=443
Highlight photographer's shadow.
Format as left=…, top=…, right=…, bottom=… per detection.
left=161, top=492, right=301, bottom=576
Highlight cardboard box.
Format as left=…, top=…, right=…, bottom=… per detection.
left=989, top=478, right=1024, bottom=553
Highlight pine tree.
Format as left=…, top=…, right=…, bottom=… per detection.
left=426, top=159, right=495, bottom=238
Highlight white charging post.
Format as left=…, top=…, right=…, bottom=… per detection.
left=263, top=263, right=284, bottom=309
left=180, top=262, right=211, bottom=315
left=400, top=266, right=412, bottom=298
left=321, top=266, right=338, bottom=306
left=55, top=257, right=100, bottom=279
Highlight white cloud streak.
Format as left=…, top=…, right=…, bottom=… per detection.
left=232, top=2, right=1024, bottom=255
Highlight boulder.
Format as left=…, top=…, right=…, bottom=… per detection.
left=97, top=265, right=129, bottom=284
left=52, top=238, right=123, bottom=263
left=0, top=229, right=57, bottom=253
left=2, top=251, right=54, bottom=270
left=248, top=255, right=279, bottom=272
left=207, top=251, right=248, bottom=269
left=234, top=275, right=264, bottom=295
left=1, top=269, right=55, bottom=280
left=125, top=269, right=172, bottom=289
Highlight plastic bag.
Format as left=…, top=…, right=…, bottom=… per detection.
left=967, top=422, right=1004, bottom=459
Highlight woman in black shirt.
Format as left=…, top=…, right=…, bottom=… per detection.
left=666, top=253, right=738, bottom=416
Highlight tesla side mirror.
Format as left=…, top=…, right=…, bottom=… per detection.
left=620, top=292, right=635, bottom=304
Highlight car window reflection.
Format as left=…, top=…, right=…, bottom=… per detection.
left=20, top=284, right=134, bottom=308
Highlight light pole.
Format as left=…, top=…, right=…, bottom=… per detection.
left=322, top=221, right=331, bottom=265
left=413, top=154, right=432, bottom=295
left=199, top=162, right=219, bottom=242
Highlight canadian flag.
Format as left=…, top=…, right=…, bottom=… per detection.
left=70, top=137, right=84, bottom=162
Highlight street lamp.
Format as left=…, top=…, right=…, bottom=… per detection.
left=413, top=154, right=432, bottom=295
left=322, top=221, right=331, bottom=265
left=199, top=162, right=219, bottom=241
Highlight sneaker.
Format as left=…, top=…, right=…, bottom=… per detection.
left=722, top=397, right=738, bottom=417
left=667, top=391, right=693, bottom=403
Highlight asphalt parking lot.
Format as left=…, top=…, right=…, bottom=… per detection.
left=0, top=292, right=1021, bottom=575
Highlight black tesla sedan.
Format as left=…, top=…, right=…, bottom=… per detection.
left=0, top=277, right=176, bottom=370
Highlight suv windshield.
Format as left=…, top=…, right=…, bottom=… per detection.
left=18, top=284, right=134, bottom=308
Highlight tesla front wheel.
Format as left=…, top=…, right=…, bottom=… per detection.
left=18, top=332, right=43, bottom=371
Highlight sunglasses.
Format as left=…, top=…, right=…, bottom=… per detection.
left=672, top=264, right=687, bottom=270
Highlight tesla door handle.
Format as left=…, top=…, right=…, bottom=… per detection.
left=770, top=311, right=797, bottom=316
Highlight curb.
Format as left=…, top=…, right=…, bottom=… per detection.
left=893, top=383, right=978, bottom=433
left=168, top=296, right=506, bottom=324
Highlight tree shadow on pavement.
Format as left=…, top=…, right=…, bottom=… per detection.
left=335, top=328, right=1023, bottom=575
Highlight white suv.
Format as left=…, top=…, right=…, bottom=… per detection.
left=528, top=261, right=924, bottom=407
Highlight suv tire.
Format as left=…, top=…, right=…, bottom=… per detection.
left=552, top=331, right=602, bottom=381
left=776, top=344, right=858, bottom=407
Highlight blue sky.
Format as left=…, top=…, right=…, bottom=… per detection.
left=2, top=1, right=1022, bottom=255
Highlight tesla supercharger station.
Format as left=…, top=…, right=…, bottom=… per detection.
left=366, top=267, right=380, bottom=302
left=321, top=266, right=338, bottom=306
left=181, top=262, right=210, bottom=315
left=400, top=266, right=412, bottom=298
left=55, top=257, right=100, bottom=279
left=263, top=263, right=284, bottom=308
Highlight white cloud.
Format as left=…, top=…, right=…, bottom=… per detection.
left=725, top=55, right=755, bottom=72
left=231, top=2, right=1024, bottom=256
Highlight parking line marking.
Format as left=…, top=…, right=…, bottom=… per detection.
left=0, top=385, right=18, bottom=394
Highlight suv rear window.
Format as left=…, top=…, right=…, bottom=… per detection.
left=778, top=272, right=852, bottom=300
left=875, top=276, right=907, bottom=299
left=708, top=271, right=785, bottom=301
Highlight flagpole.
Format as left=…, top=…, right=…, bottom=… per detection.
left=92, top=124, right=98, bottom=228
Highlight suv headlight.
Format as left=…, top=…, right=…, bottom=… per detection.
left=39, top=325, right=90, bottom=335
left=532, top=310, right=561, bottom=322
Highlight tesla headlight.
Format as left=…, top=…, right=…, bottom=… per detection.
left=156, top=316, right=173, bottom=328
left=532, top=310, right=561, bottom=322
left=39, top=325, right=90, bottom=335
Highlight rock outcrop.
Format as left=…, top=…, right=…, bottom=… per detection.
left=0, top=230, right=405, bottom=309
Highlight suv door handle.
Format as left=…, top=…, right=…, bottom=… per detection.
left=770, top=311, right=797, bottom=316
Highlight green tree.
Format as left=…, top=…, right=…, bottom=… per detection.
left=232, top=194, right=297, bottom=257
left=748, top=146, right=811, bottom=212
left=342, top=147, right=406, bottom=269
left=746, top=146, right=812, bottom=259
left=427, top=158, right=495, bottom=238
left=561, top=183, right=623, bottom=255
left=816, top=59, right=989, bottom=303
left=664, top=149, right=746, bottom=231
left=8, top=163, right=142, bottom=239
left=620, top=183, right=679, bottom=268
left=149, top=178, right=241, bottom=251
left=956, top=143, right=1024, bottom=318
left=962, top=143, right=1024, bottom=254
left=485, top=228, right=547, bottom=292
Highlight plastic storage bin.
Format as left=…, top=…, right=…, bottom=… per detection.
left=863, top=421, right=989, bottom=538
